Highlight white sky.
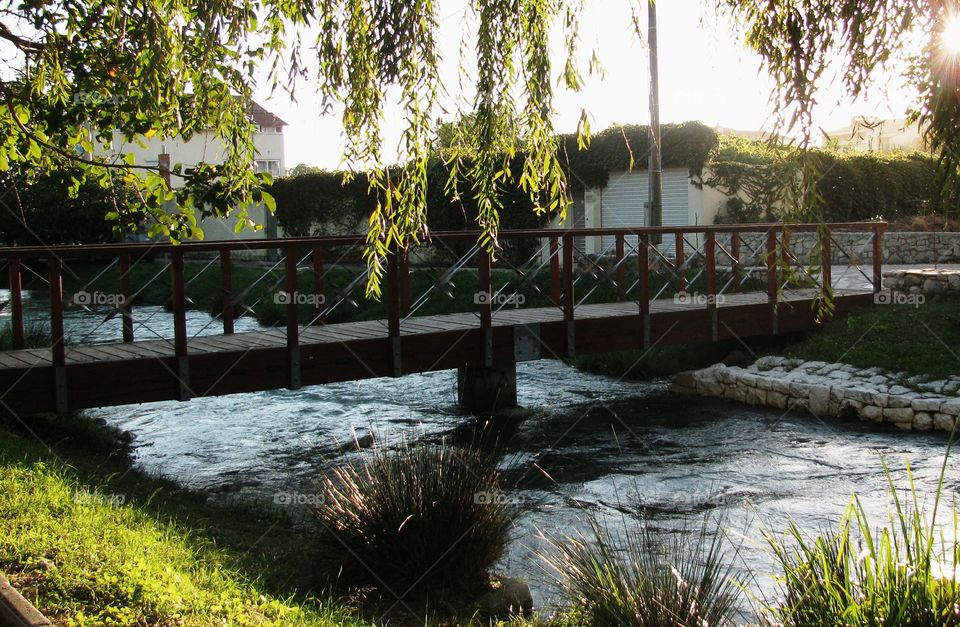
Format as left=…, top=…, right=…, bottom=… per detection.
left=255, top=0, right=917, bottom=170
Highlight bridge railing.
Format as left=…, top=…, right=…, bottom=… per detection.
left=0, top=222, right=885, bottom=370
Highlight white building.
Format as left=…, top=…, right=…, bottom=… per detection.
left=556, top=167, right=727, bottom=256
left=109, top=100, right=287, bottom=242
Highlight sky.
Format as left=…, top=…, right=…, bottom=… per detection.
left=254, top=0, right=917, bottom=171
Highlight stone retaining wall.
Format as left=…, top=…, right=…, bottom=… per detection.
left=716, top=231, right=960, bottom=266
left=883, top=268, right=960, bottom=296
left=671, top=357, right=960, bottom=432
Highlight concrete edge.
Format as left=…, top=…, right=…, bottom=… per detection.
left=0, top=572, right=52, bottom=627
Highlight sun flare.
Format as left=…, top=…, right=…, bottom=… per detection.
left=943, top=13, right=960, bottom=54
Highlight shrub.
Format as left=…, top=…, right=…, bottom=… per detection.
left=764, top=461, right=960, bottom=626
left=540, top=516, right=742, bottom=626
left=312, top=438, right=517, bottom=594
left=0, top=321, right=50, bottom=351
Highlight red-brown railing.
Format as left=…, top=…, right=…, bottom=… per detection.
left=0, top=222, right=887, bottom=372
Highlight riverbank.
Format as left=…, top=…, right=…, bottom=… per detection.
left=0, top=413, right=370, bottom=626
left=0, top=414, right=556, bottom=626
left=671, top=357, right=960, bottom=431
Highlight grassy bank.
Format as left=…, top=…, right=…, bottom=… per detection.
left=0, top=413, right=370, bottom=626
left=0, top=414, right=569, bottom=626
left=784, top=294, right=960, bottom=378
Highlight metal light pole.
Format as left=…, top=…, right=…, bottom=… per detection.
left=647, top=0, right=663, bottom=243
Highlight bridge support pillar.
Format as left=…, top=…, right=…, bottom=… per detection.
left=457, top=362, right=517, bottom=414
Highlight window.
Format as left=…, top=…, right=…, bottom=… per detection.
left=255, top=160, right=281, bottom=177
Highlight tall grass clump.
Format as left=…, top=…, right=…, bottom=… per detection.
left=312, top=438, right=518, bottom=594
left=0, top=321, right=50, bottom=350
left=765, top=460, right=960, bottom=626
left=540, top=516, right=742, bottom=626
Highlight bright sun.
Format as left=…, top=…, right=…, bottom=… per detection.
left=943, top=13, right=960, bottom=54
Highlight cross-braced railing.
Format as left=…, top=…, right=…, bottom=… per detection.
left=0, top=222, right=886, bottom=396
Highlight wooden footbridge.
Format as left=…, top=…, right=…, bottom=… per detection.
left=0, top=223, right=884, bottom=415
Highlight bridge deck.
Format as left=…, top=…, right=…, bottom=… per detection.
left=0, top=287, right=876, bottom=415
left=0, top=288, right=866, bottom=369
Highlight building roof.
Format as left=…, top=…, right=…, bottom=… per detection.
left=247, top=100, right=287, bottom=128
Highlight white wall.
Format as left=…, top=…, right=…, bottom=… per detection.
left=107, top=128, right=285, bottom=244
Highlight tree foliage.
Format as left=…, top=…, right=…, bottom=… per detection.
left=721, top=0, right=960, bottom=218
left=709, top=137, right=940, bottom=223
left=0, top=0, right=585, bottom=296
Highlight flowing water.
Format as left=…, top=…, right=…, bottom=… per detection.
left=6, top=292, right=959, bottom=618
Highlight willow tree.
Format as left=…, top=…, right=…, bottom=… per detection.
left=0, top=0, right=584, bottom=294
left=721, top=0, right=960, bottom=217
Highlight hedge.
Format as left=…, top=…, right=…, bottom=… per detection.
left=0, top=169, right=141, bottom=245
left=271, top=121, right=719, bottom=236
left=707, top=135, right=942, bottom=223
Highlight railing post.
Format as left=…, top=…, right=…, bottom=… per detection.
left=780, top=227, right=791, bottom=274
left=675, top=230, right=686, bottom=292
left=706, top=231, right=718, bottom=341
left=171, top=249, right=190, bottom=400
left=549, top=236, right=561, bottom=307
left=284, top=247, right=301, bottom=389
left=119, top=253, right=134, bottom=342
left=8, top=258, right=24, bottom=349
left=820, top=227, right=832, bottom=294
left=766, top=228, right=779, bottom=334
left=387, top=243, right=402, bottom=376
left=313, top=246, right=325, bottom=324
left=49, top=256, right=67, bottom=413
left=400, top=247, right=410, bottom=317
left=478, top=247, right=493, bottom=367
left=562, top=233, right=575, bottom=357
left=872, top=223, right=884, bottom=293
left=220, top=248, right=234, bottom=335
left=731, top=230, right=741, bottom=292
left=478, top=248, right=492, bottom=329
left=638, top=234, right=650, bottom=349
left=615, top=233, right=626, bottom=301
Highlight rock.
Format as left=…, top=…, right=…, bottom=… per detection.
left=914, top=412, right=934, bottom=431
left=941, top=401, right=960, bottom=417
left=860, top=405, right=883, bottom=422
left=672, top=371, right=698, bottom=389
left=477, top=577, right=533, bottom=618
left=889, top=385, right=912, bottom=396
left=753, top=356, right=784, bottom=370
left=911, top=398, right=944, bottom=413
left=893, top=421, right=913, bottom=431
left=699, top=381, right=725, bottom=397
left=809, top=386, right=832, bottom=416
left=883, top=407, right=915, bottom=423
left=845, top=388, right=876, bottom=404
left=768, top=391, right=789, bottom=410
left=935, top=413, right=957, bottom=432
left=829, top=370, right=853, bottom=381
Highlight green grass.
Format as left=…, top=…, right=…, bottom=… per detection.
left=540, top=516, right=743, bottom=626
left=763, top=457, right=960, bottom=626
left=0, top=414, right=370, bottom=626
left=314, top=439, right=517, bottom=597
left=785, top=294, right=960, bottom=378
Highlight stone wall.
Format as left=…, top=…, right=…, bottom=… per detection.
left=883, top=268, right=960, bottom=296
left=671, top=357, right=960, bottom=432
left=716, top=231, right=960, bottom=267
